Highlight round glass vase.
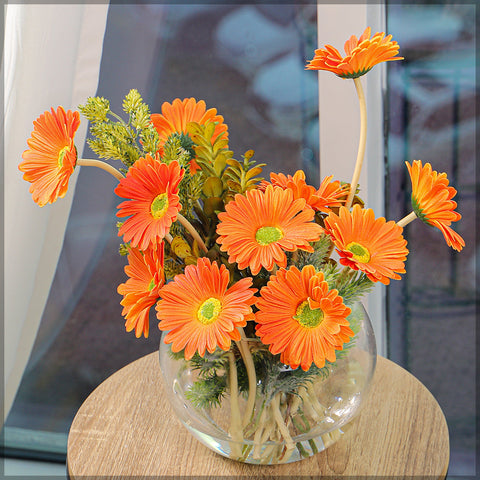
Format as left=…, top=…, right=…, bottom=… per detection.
left=158, top=302, right=376, bottom=465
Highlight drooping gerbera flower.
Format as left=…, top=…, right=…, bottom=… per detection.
left=405, top=160, right=465, bottom=252
left=216, top=185, right=324, bottom=275
left=151, top=97, right=228, bottom=154
left=156, top=257, right=256, bottom=359
left=305, top=27, right=403, bottom=79
left=325, top=205, right=408, bottom=285
left=255, top=265, right=353, bottom=371
left=263, top=171, right=348, bottom=214
left=117, top=242, right=165, bottom=338
left=115, top=156, right=184, bottom=251
left=19, top=106, right=80, bottom=206
left=316, top=175, right=350, bottom=212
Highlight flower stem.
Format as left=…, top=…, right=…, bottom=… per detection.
left=77, top=158, right=125, bottom=181
left=176, top=213, right=208, bottom=254
left=271, top=393, right=295, bottom=463
left=397, top=211, right=417, bottom=228
left=236, top=328, right=257, bottom=428
left=227, top=351, right=243, bottom=458
left=345, top=77, right=367, bottom=209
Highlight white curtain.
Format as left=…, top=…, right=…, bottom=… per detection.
left=3, top=3, right=109, bottom=420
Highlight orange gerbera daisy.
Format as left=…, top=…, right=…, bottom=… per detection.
left=115, top=156, right=184, bottom=251
left=151, top=97, right=228, bottom=154
left=325, top=205, right=408, bottom=285
left=19, top=106, right=80, bottom=206
left=156, top=257, right=256, bottom=359
left=216, top=185, right=324, bottom=275
left=305, top=27, right=403, bottom=79
left=117, top=242, right=165, bottom=338
left=261, top=171, right=348, bottom=213
left=255, top=265, right=353, bottom=371
left=406, top=160, right=465, bottom=252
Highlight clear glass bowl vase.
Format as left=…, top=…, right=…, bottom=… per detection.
left=158, top=302, right=376, bottom=464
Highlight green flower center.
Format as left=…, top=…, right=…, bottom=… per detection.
left=150, top=193, right=169, bottom=219
left=346, top=241, right=371, bottom=263
left=294, top=300, right=324, bottom=328
left=255, top=226, right=283, bottom=246
left=58, top=146, right=70, bottom=167
left=148, top=278, right=156, bottom=291
left=197, top=297, right=222, bottom=325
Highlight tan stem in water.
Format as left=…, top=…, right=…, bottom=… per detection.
left=176, top=213, right=208, bottom=253
left=77, top=158, right=125, bottom=181
left=228, top=351, right=243, bottom=458
left=236, top=328, right=257, bottom=427
left=271, top=393, right=295, bottom=462
left=345, top=77, right=367, bottom=209
left=397, top=211, right=417, bottom=228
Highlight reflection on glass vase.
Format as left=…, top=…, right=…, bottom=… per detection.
left=159, top=302, right=376, bottom=465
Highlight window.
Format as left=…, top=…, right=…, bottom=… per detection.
left=386, top=2, right=476, bottom=475
left=4, top=3, right=318, bottom=460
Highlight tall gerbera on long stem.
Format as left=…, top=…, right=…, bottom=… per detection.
left=306, top=28, right=403, bottom=209
left=325, top=204, right=408, bottom=285
left=156, top=257, right=256, bottom=359
left=216, top=185, right=324, bottom=275
left=256, top=265, right=353, bottom=371
left=115, top=156, right=184, bottom=251
left=398, top=160, right=465, bottom=252
left=19, top=106, right=80, bottom=206
left=117, top=242, right=164, bottom=338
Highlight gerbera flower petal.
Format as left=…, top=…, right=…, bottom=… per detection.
left=117, top=243, right=165, bottom=338
left=255, top=265, right=353, bottom=371
left=406, top=160, right=465, bottom=251
left=325, top=205, right=409, bottom=285
left=216, top=185, right=324, bottom=275
left=151, top=97, right=228, bottom=156
left=19, top=106, right=80, bottom=206
left=157, top=257, right=256, bottom=359
left=305, top=27, right=403, bottom=79
left=115, top=156, right=184, bottom=250
left=262, top=171, right=348, bottom=213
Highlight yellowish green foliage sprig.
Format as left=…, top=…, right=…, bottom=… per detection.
left=186, top=121, right=233, bottom=178
left=223, top=150, right=265, bottom=202
left=79, top=89, right=159, bottom=168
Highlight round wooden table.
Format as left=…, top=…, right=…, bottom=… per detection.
left=67, top=353, right=449, bottom=478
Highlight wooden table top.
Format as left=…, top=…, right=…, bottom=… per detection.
left=67, top=352, right=449, bottom=478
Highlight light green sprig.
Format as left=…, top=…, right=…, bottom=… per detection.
left=78, top=89, right=159, bottom=168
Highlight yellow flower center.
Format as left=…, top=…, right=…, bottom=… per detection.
left=294, top=300, right=324, bottom=328
left=197, top=297, right=222, bottom=325
left=255, top=226, right=283, bottom=246
left=346, top=242, right=371, bottom=263
left=58, top=146, right=70, bottom=167
left=150, top=193, right=169, bottom=219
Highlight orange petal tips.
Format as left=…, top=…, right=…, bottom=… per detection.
left=306, top=27, right=403, bottom=79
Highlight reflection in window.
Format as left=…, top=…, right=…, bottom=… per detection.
left=4, top=4, right=318, bottom=459
left=386, top=3, right=476, bottom=475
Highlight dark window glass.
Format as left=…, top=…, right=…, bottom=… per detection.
left=386, top=3, right=476, bottom=476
